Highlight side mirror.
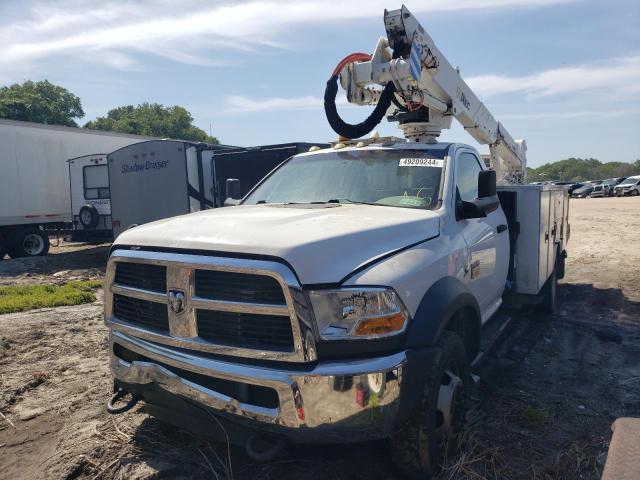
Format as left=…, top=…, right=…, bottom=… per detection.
left=478, top=170, right=496, bottom=198
left=457, top=170, right=499, bottom=220
left=224, top=178, right=241, bottom=206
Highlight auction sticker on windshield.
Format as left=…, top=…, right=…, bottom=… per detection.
left=399, top=158, right=444, bottom=167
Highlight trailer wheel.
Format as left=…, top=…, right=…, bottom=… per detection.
left=8, top=228, right=50, bottom=258
left=390, top=331, right=469, bottom=479
left=79, top=205, right=100, bottom=229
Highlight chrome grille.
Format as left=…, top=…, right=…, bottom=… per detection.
left=194, top=269, right=285, bottom=304
left=115, top=262, right=166, bottom=292
left=105, top=249, right=311, bottom=362
left=196, top=310, right=294, bottom=350
left=113, top=294, right=169, bottom=333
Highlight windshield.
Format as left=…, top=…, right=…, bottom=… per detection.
left=243, top=149, right=445, bottom=210
left=620, top=177, right=639, bottom=185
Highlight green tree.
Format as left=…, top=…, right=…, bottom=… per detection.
left=0, top=80, right=85, bottom=127
left=84, top=103, right=218, bottom=143
left=527, top=157, right=640, bottom=182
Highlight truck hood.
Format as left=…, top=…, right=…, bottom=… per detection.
left=114, top=204, right=440, bottom=284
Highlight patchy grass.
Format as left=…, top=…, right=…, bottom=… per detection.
left=521, top=405, right=550, bottom=427
left=0, top=280, right=102, bottom=314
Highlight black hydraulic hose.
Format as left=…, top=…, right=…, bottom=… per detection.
left=324, top=75, right=396, bottom=139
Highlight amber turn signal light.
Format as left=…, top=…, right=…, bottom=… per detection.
left=354, top=312, right=406, bottom=336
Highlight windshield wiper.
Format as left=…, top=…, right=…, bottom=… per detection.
left=326, top=198, right=381, bottom=206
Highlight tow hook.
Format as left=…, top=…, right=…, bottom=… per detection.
left=245, top=434, right=285, bottom=462
left=106, top=388, right=140, bottom=414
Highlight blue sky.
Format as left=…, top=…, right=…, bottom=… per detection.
left=0, top=0, right=638, bottom=167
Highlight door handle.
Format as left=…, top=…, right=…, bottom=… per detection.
left=497, top=224, right=508, bottom=234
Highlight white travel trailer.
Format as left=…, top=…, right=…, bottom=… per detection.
left=0, top=119, right=150, bottom=259
left=67, top=153, right=113, bottom=243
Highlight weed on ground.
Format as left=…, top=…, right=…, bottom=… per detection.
left=0, top=280, right=102, bottom=314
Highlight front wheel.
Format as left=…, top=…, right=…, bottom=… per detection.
left=632, top=189, right=639, bottom=197
left=390, top=331, right=469, bottom=479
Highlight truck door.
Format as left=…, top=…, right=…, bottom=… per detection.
left=454, top=151, right=509, bottom=322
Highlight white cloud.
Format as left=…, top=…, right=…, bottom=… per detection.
left=0, top=0, right=576, bottom=71
left=225, top=95, right=324, bottom=113
left=501, top=109, right=638, bottom=120
left=468, top=56, right=640, bottom=98
left=224, top=94, right=350, bottom=113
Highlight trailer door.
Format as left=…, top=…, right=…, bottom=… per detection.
left=108, top=140, right=189, bottom=239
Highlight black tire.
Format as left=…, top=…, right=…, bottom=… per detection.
left=556, top=251, right=566, bottom=280
left=633, top=189, right=639, bottom=197
left=390, top=331, right=469, bottom=479
left=79, top=204, right=100, bottom=229
left=8, top=228, right=50, bottom=258
left=536, top=268, right=557, bottom=314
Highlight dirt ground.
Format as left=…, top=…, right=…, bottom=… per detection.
left=1, top=197, right=639, bottom=480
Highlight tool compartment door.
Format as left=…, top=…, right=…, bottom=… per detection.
left=540, top=190, right=555, bottom=286
left=108, top=140, right=189, bottom=239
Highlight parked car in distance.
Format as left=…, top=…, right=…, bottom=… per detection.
left=613, top=175, right=640, bottom=196
left=568, top=183, right=584, bottom=194
left=553, top=181, right=584, bottom=195
left=572, top=180, right=602, bottom=198
left=590, top=183, right=608, bottom=198
left=602, top=177, right=628, bottom=196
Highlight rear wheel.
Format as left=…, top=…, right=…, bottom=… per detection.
left=8, top=228, right=50, bottom=258
left=390, top=331, right=469, bottom=479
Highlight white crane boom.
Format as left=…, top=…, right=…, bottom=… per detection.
left=333, top=5, right=527, bottom=183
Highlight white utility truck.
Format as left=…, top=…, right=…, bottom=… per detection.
left=104, top=6, right=569, bottom=478
left=0, top=119, right=149, bottom=259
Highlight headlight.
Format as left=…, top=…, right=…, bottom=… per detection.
left=307, top=288, right=409, bottom=340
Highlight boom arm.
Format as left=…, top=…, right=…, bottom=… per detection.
left=330, top=5, right=527, bottom=183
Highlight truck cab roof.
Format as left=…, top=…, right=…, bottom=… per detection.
left=299, top=141, right=471, bottom=160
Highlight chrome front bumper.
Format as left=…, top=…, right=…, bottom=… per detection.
left=110, top=330, right=408, bottom=443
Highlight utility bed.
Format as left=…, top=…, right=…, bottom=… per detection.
left=498, top=184, right=570, bottom=295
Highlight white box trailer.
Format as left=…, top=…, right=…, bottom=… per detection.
left=0, top=119, right=151, bottom=259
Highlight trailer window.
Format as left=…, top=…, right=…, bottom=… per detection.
left=83, top=165, right=109, bottom=199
